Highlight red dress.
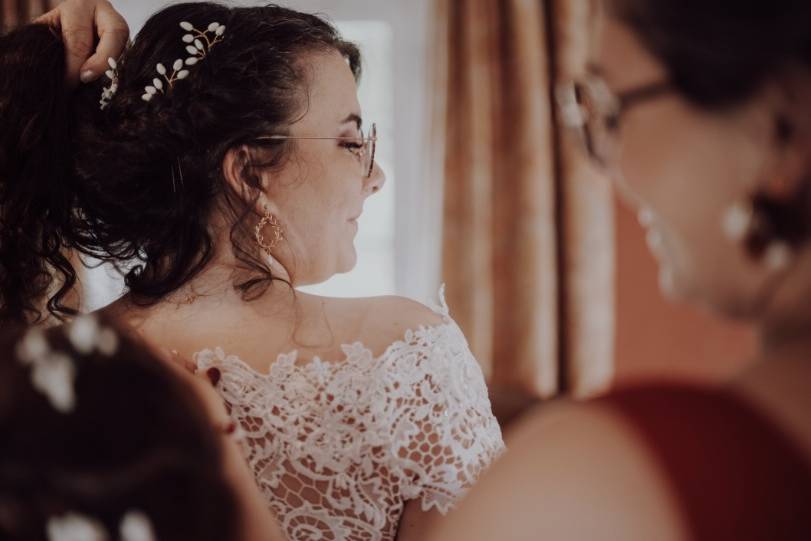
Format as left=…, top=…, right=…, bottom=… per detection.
left=600, top=384, right=811, bottom=540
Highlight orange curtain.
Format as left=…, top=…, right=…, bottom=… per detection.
left=552, top=0, right=615, bottom=396
left=432, top=0, right=614, bottom=399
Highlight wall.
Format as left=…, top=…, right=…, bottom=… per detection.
left=613, top=198, right=758, bottom=385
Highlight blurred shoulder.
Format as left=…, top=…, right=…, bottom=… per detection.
left=426, top=400, right=687, bottom=541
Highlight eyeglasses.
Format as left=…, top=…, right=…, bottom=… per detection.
left=255, top=123, right=377, bottom=178
left=556, top=76, right=672, bottom=167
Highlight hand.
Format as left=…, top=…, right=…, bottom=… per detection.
left=155, top=347, right=286, bottom=540
left=156, top=347, right=231, bottom=421
left=35, top=0, right=129, bottom=86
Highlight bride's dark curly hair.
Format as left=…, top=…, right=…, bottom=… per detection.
left=0, top=2, right=361, bottom=323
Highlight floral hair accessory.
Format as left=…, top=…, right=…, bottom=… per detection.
left=67, top=314, right=119, bottom=357
left=17, top=328, right=77, bottom=413
left=46, top=510, right=156, bottom=541
left=142, top=20, right=226, bottom=102
left=46, top=512, right=107, bottom=541
left=99, top=56, right=119, bottom=110
left=120, top=510, right=157, bottom=541
left=15, top=315, right=119, bottom=413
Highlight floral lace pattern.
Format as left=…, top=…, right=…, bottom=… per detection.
left=195, top=293, right=504, bottom=541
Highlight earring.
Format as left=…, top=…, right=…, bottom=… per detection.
left=255, top=208, right=284, bottom=256
left=721, top=201, right=753, bottom=242
left=763, top=241, right=792, bottom=272
left=721, top=199, right=793, bottom=272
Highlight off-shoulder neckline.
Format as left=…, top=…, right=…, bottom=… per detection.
left=194, top=319, right=460, bottom=378
left=195, top=285, right=455, bottom=377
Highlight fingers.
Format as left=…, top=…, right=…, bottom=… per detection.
left=35, top=0, right=129, bottom=86
left=33, top=7, right=60, bottom=26
left=80, top=1, right=129, bottom=83
left=191, top=367, right=230, bottom=419
left=203, top=366, right=221, bottom=386
left=157, top=347, right=198, bottom=375
left=174, top=350, right=199, bottom=375
left=57, top=1, right=97, bottom=87
left=150, top=346, right=230, bottom=423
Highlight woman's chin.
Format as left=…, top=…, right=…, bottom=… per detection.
left=658, top=263, right=710, bottom=308
left=656, top=261, right=695, bottom=304
left=336, top=249, right=358, bottom=274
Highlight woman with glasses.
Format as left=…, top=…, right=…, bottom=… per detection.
left=0, top=1, right=504, bottom=540
left=428, top=1, right=811, bottom=539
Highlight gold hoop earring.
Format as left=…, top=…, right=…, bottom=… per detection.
left=255, top=209, right=284, bottom=256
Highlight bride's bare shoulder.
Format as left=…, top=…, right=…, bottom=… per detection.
left=323, top=294, right=448, bottom=355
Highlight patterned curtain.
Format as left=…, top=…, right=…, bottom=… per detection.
left=431, top=0, right=614, bottom=400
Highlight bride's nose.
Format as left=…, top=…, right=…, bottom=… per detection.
left=364, top=162, right=386, bottom=195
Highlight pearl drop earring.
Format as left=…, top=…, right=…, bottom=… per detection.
left=721, top=199, right=794, bottom=272
left=721, top=201, right=753, bottom=242
left=763, top=241, right=792, bottom=272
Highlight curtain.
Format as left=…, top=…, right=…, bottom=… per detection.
left=432, top=0, right=614, bottom=399
left=1, top=0, right=53, bottom=30
left=551, top=0, right=615, bottom=396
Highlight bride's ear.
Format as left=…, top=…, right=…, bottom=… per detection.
left=221, top=145, right=272, bottom=214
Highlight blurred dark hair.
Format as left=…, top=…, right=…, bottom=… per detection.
left=611, top=0, right=811, bottom=108
left=611, top=0, right=811, bottom=250
left=0, top=24, right=77, bottom=324
left=0, top=317, right=240, bottom=540
left=0, top=2, right=361, bottom=323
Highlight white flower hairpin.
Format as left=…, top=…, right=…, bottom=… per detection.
left=15, top=315, right=120, bottom=414
left=100, top=57, right=119, bottom=110
left=46, top=510, right=156, bottom=541
left=67, top=314, right=119, bottom=356
left=47, top=512, right=107, bottom=541
left=119, top=511, right=157, bottom=541
left=142, top=20, right=226, bottom=102
left=17, top=328, right=77, bottom=413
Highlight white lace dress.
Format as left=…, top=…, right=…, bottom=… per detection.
left=195, top=291, right=505, bottom=541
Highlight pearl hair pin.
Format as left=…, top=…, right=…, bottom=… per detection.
left=99, top=56, right=119, bottom=110
left=47, top=510, right=156, bottom=541
left=98, top=20, right=226, bottom=109
left=142, top=21, right=226, bottom=102
left=15, top=315, right=119, bottom=414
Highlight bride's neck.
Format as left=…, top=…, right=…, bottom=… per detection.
left=183, top=249, right=293, bottom=303
left=156, top=216, right=296, bottom=309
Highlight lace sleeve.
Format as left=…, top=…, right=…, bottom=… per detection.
left=388, top=318, right=506, bottom=514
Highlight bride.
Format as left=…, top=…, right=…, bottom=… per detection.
left=0, top=1, right=504, bottom=540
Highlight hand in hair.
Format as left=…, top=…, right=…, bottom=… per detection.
left=35, top=0, right=129, bottom=86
